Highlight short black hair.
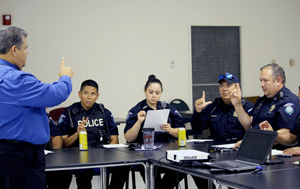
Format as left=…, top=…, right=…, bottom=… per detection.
left=80, top=79, right=99, bottom=92
left=260, top=63, right=286, bottom=85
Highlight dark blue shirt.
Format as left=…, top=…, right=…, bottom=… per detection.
left=0, top=59, right=72, bottom=145
left=191, top=98, right=253, bottom=143
left=58, top=102, right=118, bottom=146
left=124, top=99, right=185, bottom=143
left=249, top=86, right=299, bottom=131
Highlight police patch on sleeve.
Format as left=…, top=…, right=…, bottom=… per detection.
left=57, top=114, right=66, bottom=124
left=175, top=110, right=182, bottom=118
left=111, top=114, right=116, bottom=124
left=126, top=112, right=132, bottom=120
left=283, top=103, right=295, bottom=116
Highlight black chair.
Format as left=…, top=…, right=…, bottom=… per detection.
left=170, top=99, right=190, bottom=124
left=49, top=107, right=66, bottom=123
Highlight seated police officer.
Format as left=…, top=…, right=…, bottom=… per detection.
left=232, top=63, right=300, bottom=150
left=191, top=73, right=253, bottom=188
left=191, top=73, right=253, bottom=144
left=45, top=113, right=72, bottom=189
left=58, top=79, right=128, bottom=189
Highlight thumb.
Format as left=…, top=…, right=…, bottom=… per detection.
left=61, top=57, right=65, bottom=69
left=205, top=101, right=212, bottom=106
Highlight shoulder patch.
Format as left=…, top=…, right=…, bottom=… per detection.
left=283, top=103, right=295, bottom=116
left=57, top=114, right=66, bottom=124
left=126, top=112, right=133, bottom=120
left=111, top=114, right=116, bottom=124
left=175, top=110, right=182, bottom=117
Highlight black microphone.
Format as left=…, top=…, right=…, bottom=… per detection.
left=191, top=161, right=206, bottom=168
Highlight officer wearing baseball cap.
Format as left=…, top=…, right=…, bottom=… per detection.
left=191, top=72, right=253, bottom=144
left=190, top=72, right=253, bottom=188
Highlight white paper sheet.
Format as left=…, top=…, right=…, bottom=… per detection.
left=103, top=144, right=128, bottom=148
left=211, top=143, right=235, bottom=148
left=186, top=139, right=214, bottom=143
left=143, top=109, right=170, bottom=132
left=44, top=150, right=54, bottom=155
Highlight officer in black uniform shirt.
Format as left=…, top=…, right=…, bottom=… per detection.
left=125, top=74, right=185, bottom=189
left=58, top=79, right=128, bottom=189
left=191, top=72, right=254, bottom=144
left=190, top=73, right=253, bottom=189
left=232, top=63, right=300, bottom=150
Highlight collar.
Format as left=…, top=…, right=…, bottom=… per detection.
left=79, top=102, right=97, bottom=114
left=0, top=59, right=18, bottom=70
left=215, top=98, right=232, bottom=108
left=266, top=86, right=285, bottom=102
left=141, top=99, right=162, bottom=110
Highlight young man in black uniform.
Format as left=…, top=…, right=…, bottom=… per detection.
left=58, top=79, right=128, bottom=189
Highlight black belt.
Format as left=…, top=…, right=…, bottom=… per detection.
left=0, top=139, right=46, bottom=149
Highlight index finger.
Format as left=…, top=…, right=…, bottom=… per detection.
left=202, top=91, right=206, bottom=100
left=61, top=57, right=65, bottom=68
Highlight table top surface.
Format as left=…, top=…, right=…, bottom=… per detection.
left=46, top=147, right=147, bottom=170
left=45, top=140, right=300, bottom=189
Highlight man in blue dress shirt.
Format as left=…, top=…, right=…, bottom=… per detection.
left=0, top=26, right=74, bottom=189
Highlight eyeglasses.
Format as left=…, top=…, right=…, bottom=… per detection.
left=218, top=73, right=238, bottom=82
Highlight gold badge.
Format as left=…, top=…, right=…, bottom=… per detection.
left=233, top=111, right=237, bottom=117
left=269, top=104, right=275, bottom=112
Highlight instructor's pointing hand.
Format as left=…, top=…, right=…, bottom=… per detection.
left=59, top=57, right=74, bottom=78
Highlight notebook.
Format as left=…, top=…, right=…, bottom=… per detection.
left=204, top=129, right=278, bottom=172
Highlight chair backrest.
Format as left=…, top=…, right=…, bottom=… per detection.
left=242, top=96, right=260, bottom=105
left=170, top=99, right=190, bottom=124
left=49, top=107, right=66, bottom=123
left=170, top=99, right=189, bottom=111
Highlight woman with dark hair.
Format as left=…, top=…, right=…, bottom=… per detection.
left=124, top=74, right=185, bottom=188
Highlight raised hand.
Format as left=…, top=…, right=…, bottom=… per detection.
left=77, top=116, right=88, bottom=134
left=195, top=91, right=212, bottom=113
left=231, top=83, right=242, bottom=106
left=59, top=57, right=74, bottom=78
left=137, top=110, right=146, bottom=124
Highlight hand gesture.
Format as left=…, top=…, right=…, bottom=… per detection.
left=231, top=83, right=242, bottom=106
left=259, top=121, right=274, bottom=131
left=233, top=140, right=242, bottom=149
left=195, top=91, right=212, bottom=113
left=283, top=147, right=300, bottom=155
left=161, top=123, right=172, bottom=133
left=137, top=110, right=146, bottom=124
left=77, top=116, right=88, bottom=135
left=59, top=57, right=74, bottom=78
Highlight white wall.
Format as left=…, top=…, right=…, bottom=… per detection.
left=1, top=0, right=300, bottom=123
